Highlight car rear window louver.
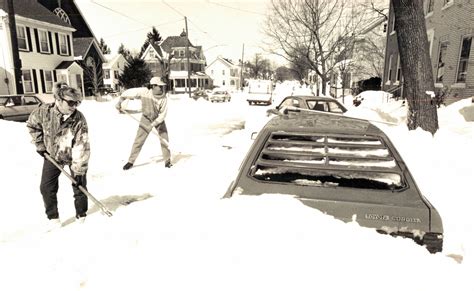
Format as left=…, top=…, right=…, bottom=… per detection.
left=251, top=132, right=405, bottom=190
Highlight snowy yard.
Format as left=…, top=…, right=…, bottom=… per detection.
left=0, top=90, right=473, bottom=291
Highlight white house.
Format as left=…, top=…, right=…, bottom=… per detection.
left=102, top=53, right=128, bottom=92
left=205, top=56, right=241, bottom=91
left=0, top=0, right=84, bottom=98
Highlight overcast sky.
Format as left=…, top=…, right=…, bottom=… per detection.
left=76, top=0, right=280, bottom=64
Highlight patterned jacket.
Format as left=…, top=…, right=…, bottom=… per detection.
left=27, top=103, right=90, bottom=175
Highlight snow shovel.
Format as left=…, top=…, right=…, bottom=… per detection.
left=44, top=153, right=113, bottom=217
left=119, top=109, right=169, bottom=147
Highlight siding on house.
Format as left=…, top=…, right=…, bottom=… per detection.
left=0, top=3, right=76, bottom=96
left=205, top=57, right=241, bottom=90
left=383, top=0, right=474, bottom=98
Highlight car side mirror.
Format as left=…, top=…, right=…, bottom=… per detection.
left=266, top=108, right=279, bottom=116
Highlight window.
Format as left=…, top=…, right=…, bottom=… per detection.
left=387, top=54, right=393, bottom=83
left=58, top=33, right=68, bottom=55
left=396, top=56, right=401, bottom=82
left=22, top=70, right=34, bottom=93
left=17, top=26, right=28, bottom=50
left=104, top=70, right=110, bottom=79
left=456, top=36, right=472, bottom=83
left=426, top=0, right=434, bottom=14
left=222, top=80, right=225, bottom=85
left=114, top=70, right=119, bottom=79
left=38, top=29, right=50, bottom=53
left=149, top=51, right=155, bottom=58
left=179, top=50, right=185, bottom=57
left=251, top=133, right=403, bottom=190
left=436, top=42, right=448, bottom=82
left=222, top=70, right=225, bottom=75
left=43, top=70, right=53, bottom=92
left=176, top=79, right=185, bottom=87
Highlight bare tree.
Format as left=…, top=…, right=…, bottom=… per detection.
left=82, top=57, right=104, bottom=96
left=392, top=0, right=438, bottom=134
left=264, top=0, right=387, bottom=95
left=245, top=53, right=273, bottom=79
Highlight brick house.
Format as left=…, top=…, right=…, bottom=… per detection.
left=0, top=0, right=83, bottom=98
left=205, top=56, right=241, bottom=91
left=383, top=0, right=474, bottom=98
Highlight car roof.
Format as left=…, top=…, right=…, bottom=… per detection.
left=265, top=111, right=383, bottom=136
left=284, top=95, right=340, bottom=101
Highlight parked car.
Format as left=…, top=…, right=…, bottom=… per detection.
left=192, top=89, right=209, bottom=101
left=209, top=90, right=231, bottom=102
left=0, top=94, right=43, bottom=122
left=224, top=112, right=443, bottom=253
left=267, top=95, right=347, bottom=117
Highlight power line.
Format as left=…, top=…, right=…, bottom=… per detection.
left=207, top=0, right=268, bottom=16
left=90, top=0, right=151, bottom=27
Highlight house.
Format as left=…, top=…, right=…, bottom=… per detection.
left=0, top=0, right=83, bottom=98
left=383, top=0, right=474, bottom=98
left=141, top=40, right=167, bottom=78
left=150, top=30, right=210, bottom=93
left=205, top=56, right=241, bottom=90
left=38, top=0, right=106, bottom=97
left=102, top=53, right=128, bottom=92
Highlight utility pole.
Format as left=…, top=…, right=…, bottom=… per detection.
left=7, top=0, right=23, bottom=94
left=184, top=17, right=191, bottom=98
left=240, top=43, right=244, bottom=91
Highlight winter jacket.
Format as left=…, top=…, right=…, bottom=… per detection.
left=27, top=103, right=90, bottom=175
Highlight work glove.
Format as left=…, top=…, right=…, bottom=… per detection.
left=37, top=150, right=48, bottom=158
left=72, top=174, right=86, bottom=188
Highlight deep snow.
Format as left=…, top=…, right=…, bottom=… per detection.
left=0, top=88, right=473, bottom=291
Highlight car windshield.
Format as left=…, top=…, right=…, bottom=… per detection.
left=250, top=132, right=405, bottom=190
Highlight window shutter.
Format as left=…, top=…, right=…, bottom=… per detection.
left=26, top=27, right=33, bottom=52
left=33, top=29, right=40, bottom=53
left=67, top=35, right=71, bottom=56
left=48, top=31, right=54, bottom=54
left=55, top=33, right=60, bottom=55
left=53, top=70, right=57, bottom=82
left=32, top=69, right=38, bottom=93
left=40, top=69, right=45, bottom=93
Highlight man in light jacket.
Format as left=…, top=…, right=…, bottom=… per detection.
left=117, top=76, right=172, bottom=170
left=27, top=82, right=90, bottom=227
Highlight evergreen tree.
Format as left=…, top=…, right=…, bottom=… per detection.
left=118, top=57, right=152, bottom=89
left=118, top=43, right=132, bottom=62
left=138, top=27, right=163, bottom=58
left=98, top=38, right=111, bottom=54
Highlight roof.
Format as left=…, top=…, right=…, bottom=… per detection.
left=103, top=54, right=128, bottom=69
left=0, top=0, right=73, bottom=29
left=72, top=37, right=105, bottom=62
left=161, top=34, right=194, bottom=53
left=55, top=60, right=77, bottom=69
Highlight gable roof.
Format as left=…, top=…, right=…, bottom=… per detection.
left=207, top=56, right=236, bottom=68
left=73, top=37, right=105, bottom=62
left=103, top=54, right=129, bottom=69
left=0, top=0, right=74, bottom=29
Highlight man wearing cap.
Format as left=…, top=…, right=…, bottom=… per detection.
left=27, top=82, right=90, bottom=228
left=118, top=76, right=172, bottom=170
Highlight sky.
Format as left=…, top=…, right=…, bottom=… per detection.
left=76, top=0, right=279, bottom=64
left=0, top=86, right=473, bottom=290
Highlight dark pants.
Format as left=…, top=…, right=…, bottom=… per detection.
left=39, top=158, right=88, bottom=219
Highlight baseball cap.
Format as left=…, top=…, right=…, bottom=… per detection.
left=150, top=77, right=166, bottom=86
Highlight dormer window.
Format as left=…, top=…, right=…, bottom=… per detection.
left=53, top=8, right=71, bottom=24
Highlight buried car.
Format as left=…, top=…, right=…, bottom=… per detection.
left=224, top=112, right=443, bottom=253
left=0, top=95, right=43, bottom=122
left=267, top=95, right=347, bottom=117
